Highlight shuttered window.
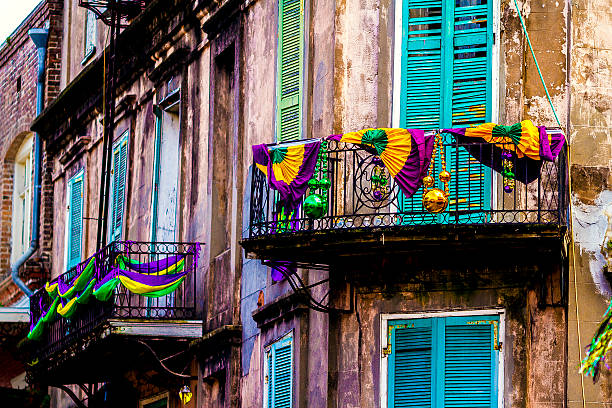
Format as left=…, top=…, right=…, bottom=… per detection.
left=84, top=9, right=97, bottom=58
left=276, top=0, right=304, bottom=142
left=109, top=132, right=128, bottom=243
left=388, top=315, right=500, bottom=408
left=66, top=171, right=84, bottom=270
left=399, top=0, right=493, bottom=222
left=264, top=334, right=293, bottom=408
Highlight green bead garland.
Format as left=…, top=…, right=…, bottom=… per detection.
left=304, top=141, right=330, bottom=219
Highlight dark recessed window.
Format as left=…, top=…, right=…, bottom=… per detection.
left=16, top=76, right=21, bottom=93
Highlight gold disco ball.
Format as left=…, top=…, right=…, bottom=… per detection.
left=422, top=188, right=448, bottom=213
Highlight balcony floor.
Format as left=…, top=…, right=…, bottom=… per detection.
left=242, top=223, right=567, bottom=267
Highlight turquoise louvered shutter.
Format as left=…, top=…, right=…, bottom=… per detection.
left=443, top=316, right=499, bottom=407
left=266, top=334, right=293, bottom=408
left=445, top=0, right=492, bottom=221
left=67, top=171, right=84, bottom=270
left=276, top=0, right=304, bottom=142
left=109, top=133, right=128, bottom=242
left=399, top=0, right=492, bottom=223
left=389, top=319, right=434, bottom=408
left=400, top=0, right=444, bottom=129
left=388, top=315, right=499, bottom=408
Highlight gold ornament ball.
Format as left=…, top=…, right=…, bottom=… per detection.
left=439, top=170, right=451, bottom=183
left=422, top=175, right=434, bottom=188
left=422, top=188, right=448, bottom=214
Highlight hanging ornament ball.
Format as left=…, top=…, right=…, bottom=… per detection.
left=422, top=175, right=434, bottom=188
left=439, top=170, right=451, bottom=183
left=502, top=150, right=513, bottom=159
left=422, top=188, right=449, bottom=214
left=504, top=185, right=513, bottom=193
left=308, top=178, right=319, bottom=190
left=373, top=190, right=383, bottom=201
left=304, top=194, right=326, bottom=219
left=319, top=178, right=331, bottom=190
left=371, top=174, right=380, bottom=184
left=379, top=176, right=388, bottom=186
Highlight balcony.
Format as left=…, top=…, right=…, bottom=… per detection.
left=241, top=133, right=568, bottom=267
left=27, top=241, right=201, bottom=383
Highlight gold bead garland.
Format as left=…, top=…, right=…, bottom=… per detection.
left=422, top=133, right=451, bottom=214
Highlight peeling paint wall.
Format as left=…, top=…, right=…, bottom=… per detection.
left=566, top=0, right=612, bottom=401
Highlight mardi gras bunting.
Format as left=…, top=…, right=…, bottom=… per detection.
left=252, top=140, right=321, bottom=212
left=328, top=128, right=434, bottom=199
left=442, top=120, right=565, bottom=161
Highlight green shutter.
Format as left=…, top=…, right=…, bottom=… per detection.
left=389, top=319, right=434, bottom=408
left=276, top=0, right=304, bottom=142
left=444, top=316, right=498, bottom=408
left=388, top=315, right=499, bottom=408
left=67, top=172, right=84, bottom=270
left=109, top=133, right=128, bottom=242
left=399, top=0, right=492, bottom=223
left=266, top=334, right=293, bottom=408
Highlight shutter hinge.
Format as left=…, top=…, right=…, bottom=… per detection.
left=467, top=320, right=501, bottom=350
left=382, top=323, right=415, bottom=358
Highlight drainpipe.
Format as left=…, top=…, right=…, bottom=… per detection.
left=10, top=27, right=49, bottom=297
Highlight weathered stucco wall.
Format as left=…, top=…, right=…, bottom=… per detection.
left=567, top=0, right=612, bottom=402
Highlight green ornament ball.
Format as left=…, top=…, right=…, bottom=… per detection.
left=308, top=178, right=319, bottom=189
left=304, top=194, right=327, bottom=219
left=319, top=178, right=331, bottom=190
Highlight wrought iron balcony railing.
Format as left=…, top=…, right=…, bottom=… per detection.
left=29, top=241, right=199, bottom=362
left=247, top=134, right=568, bottom=239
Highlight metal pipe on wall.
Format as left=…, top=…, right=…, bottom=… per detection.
left=10, top=26, right=49, bottom=297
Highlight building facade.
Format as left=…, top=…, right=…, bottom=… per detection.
left=18, top=0, right=612, bottom=407
left=0, top=0, right=62, bottom=402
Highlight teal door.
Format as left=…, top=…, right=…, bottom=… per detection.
left=399, top=0, right=493, bottom=223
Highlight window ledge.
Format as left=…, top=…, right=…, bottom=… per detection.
left=81, top=46, right=96, bottom=66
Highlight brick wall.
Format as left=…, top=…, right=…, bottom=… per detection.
left=0, top=0, right=62, bottom=305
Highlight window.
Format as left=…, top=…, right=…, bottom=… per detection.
left=84, top=9, right=97, bottom=60
left=394, top=0, right=496, bottom=221
left=108, top=131, right=128, bottom=243
left=382, top=313, right=502, bottom=408
left=65, top=170, right=84, bottom=270
left=11, top=135, right=33, bottom=264
left=150, top=100, right=180, bottom=243
left=264, top=333, right=294, bottom=408
left=276, top=0, right=304, bottom=142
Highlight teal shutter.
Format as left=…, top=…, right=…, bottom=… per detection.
left=276, top=0, right=304, bottom=142
left=399, top=0, right=492, bottom=223
left=109, top=133, right=128, bottom=242
left=400, top=0, right=444, bottom=129
left=446, top=0, right=492, bottom=221
left=266, top=334, right=293, bottom=408
left=389, top=319, right=433, bottom=408
left=67, top=172, right=84, bottom=270
left=444, top=316, right=499, bottom=407
left=388, top=315, right=499, bottom=408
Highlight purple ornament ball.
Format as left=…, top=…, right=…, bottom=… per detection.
left=504, top=185, right=513, bottom=193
